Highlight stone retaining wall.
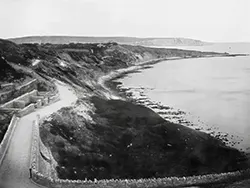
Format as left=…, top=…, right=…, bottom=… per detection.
left=0, top=108, right=20, bottom=113
left=0, top=89, right=60, bottom=116
left=0, top=90, right=15, bottom=105
left=1, top=90, right=38, bottom=109
left=0, top=83, right=15, bottom=91
left=28, top=91, right=60, bottom=176
left=17, top=103, right=36, bottom=117
left=30, top=118, right=40, bottom=172
left=31, top=168, right=250, bottom=188
left=0, top=79, right=37, bottom=104
left=38, top=128, right=59, bottom=178
left=0, top=115, right=19, bottom=166
left=0, top=89, right=60, bottom=170
left=16, top=79, right=37, bottom=91
left=38, top=91, right=56, bottom=97
left=48, top=93, right=60, bottom=104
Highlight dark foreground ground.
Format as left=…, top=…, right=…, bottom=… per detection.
left=40, top=96, right=249, bottom=180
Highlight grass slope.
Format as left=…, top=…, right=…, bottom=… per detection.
left=0, top=38, right=247, bottom=182
left=40, top=97, right=248, bottom=180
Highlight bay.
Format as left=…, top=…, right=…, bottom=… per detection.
left=117, top=43, right=250, bottom=152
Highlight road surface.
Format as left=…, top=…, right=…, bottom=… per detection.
left=0, top=81, right=77, bottom=188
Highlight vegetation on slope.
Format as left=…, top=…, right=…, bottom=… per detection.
left=0, top=38, right=247, bottom=182
left=0, top=57, right=25, bottom=82
left=40, top=97, right=248, bottom=180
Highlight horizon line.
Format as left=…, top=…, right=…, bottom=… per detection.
left=4, top=35, right=250, bottom=43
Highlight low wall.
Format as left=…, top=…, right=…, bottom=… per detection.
left=17, top=103, right=35, bottom=117
left=30, top=118, right=40, bottom=172
left=31, top=169, right=250, bottom=188
left=0, top=83, right=15, bottom=91
left=0, top=108, right=20, bottom=113
left=0, top=90, right=16, bottom=106
left=0, top=115, right=19, bottom=166
left=30, top=96, right=45, bottom=103
left=0, top=79, right=37, bottom=104
left=30, top=117, right=57, bottom=178
left=13, top=100, right=26, bottom=108
left=16, top=79, right=38, bottom=94
left=39, top=139, right=59, bottom=178
left=0, top=88, right=59, bottom=116
left=1, top=90, right=38, bottom=109
left=48, top=93, right=60, bottom=104
left=38, top=92, right=55, bottom=97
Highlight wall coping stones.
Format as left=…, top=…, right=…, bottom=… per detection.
left=0, top=89, right=38, bottom=108
left=0, top=83, right=15, bottom=91
left=16, top=79, right=37, bottom=91
left=0, top=79, right=38, bottom=104
left=17, top=103, right=36, bottom=117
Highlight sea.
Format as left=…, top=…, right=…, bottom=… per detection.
left=116, top=43, right=250, bottom=152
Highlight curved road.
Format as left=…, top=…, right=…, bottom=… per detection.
left=0, top=81, right=77, bottom=188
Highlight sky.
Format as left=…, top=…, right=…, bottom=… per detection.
left=0, top=0, right=250, bottom=42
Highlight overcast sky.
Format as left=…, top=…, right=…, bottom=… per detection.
left=0, top=0, right=250, bottom=42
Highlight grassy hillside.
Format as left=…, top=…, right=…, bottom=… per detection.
left=40, top=97, right=247, bottom=180
left=0, top=38, right=247, bottom=182
left=0, top=40, right=220, bottom=88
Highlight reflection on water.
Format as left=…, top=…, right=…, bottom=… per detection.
left=118, top=44, right=250, bottom=152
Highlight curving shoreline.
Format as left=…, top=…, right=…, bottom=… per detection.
left=1, top=38, right=250, bottom=187
left=96, top=55, right=250, bottom=186
left=99, top=53, right=247, bottom=97
left=97, top=57, right=169, bottom=98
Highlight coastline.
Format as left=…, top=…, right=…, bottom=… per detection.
left=99, top=54, right=250, bottom=151
left=99, top=53, right=247, bottom=96
left=93, top=54, right=250, bottom=186
left=36, top=52, right=250, bottom=186
left=2, top=38, right=250, bottom=187
left=97, top=57, right=168, bottom=96
left=100, top=54, right=250, bottom=149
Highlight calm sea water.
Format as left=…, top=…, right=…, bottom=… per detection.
left=118, top=43, right=250, bottom=151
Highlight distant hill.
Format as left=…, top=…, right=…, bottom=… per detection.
left=8, top=36, right=210, bottom=46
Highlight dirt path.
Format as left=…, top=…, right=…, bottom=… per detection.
left=0, top=81, right=77, bottom=188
